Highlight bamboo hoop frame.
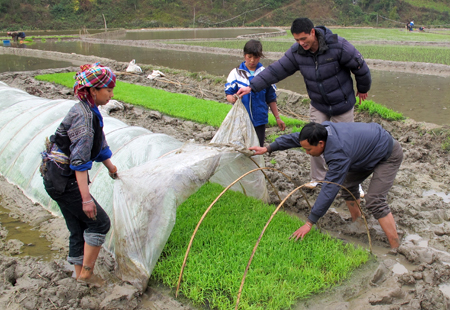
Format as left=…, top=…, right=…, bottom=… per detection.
left=234, top=180, right=371, bottom=309
left=175, top=167, right=292, bottom=297
left=175, top=166, right=372, bottom=307
left=248, top=156, right=314, bottom=210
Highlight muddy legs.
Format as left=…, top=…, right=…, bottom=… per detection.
left=346, top=201, right=399, bottom=248
left=378, top=213, right=400, bottom=249
left=77, top=244, right=105, bottom=287
left=74, top=264, right=82, bottom=278
left=345, top=200, right=361, bottom=221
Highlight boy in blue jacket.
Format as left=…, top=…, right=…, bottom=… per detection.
left=225, top=39, right=285, bottom=147
left=250, top=122, right=402, bottom=249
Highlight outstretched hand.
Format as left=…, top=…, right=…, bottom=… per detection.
left=289, top=224, right=312, bottom=241
left=236, top=86, right=251, bottom=97
left=356, top=92, right=368, bottom=105
left=249, top=146, right=268, bottom=155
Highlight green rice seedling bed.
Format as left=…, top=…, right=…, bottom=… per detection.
left=357, top=99, right=404, bottom=121
left=152, top=182, right=370, bottom=310
left=272, top=28, right=450, bottom=43
left=354, top=45, right=450, bottom=66
left=35, top=73, right=303, bottom=128
left=178, top=40, right=450, bottom=65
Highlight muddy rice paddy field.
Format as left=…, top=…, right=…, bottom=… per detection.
left=1, top=50, right=450, bottom=310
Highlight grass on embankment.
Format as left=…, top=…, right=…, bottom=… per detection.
left=273, top=28, right=450, bottom=43
left=35, top=72, right=303, bottom=128
left=179, top=39, right=450, bottom=65
left=152, top=182, right=370, bottom=310
left=357, top=99, right=404, bottom=121
left=35, top=72, right=404, bottom=135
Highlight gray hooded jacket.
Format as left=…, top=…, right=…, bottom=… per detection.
left=268, top=121, right=394, bottom=223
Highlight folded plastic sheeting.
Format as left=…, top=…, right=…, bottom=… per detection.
left=0, top=82, right=268, bottom=290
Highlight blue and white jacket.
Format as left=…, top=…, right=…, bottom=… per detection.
left=225, top=62, right=277, bottom=127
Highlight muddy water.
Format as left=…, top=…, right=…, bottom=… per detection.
left=120, top=28, right=281, bottom=40
left=7, top=40, right=450, bottom=125
left=0, top=203, right=54, bottom=260
left=0, top=54, right=74, bottom=72
left=0, top=29, right=115, bottom=36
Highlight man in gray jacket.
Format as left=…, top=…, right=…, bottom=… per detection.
left=238, top=18, right=371, bottom=192
left=250, top=122, right=402, bottom=249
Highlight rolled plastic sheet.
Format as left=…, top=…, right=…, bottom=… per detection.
left=0, top=82, right=268, bottom=290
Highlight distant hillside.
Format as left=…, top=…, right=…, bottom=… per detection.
left=1, top=0, right=450, bottom=30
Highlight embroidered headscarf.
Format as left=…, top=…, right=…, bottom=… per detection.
left=73, top=63, right=116, bottom=107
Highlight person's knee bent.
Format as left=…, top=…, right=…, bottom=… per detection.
left=84, top=232, right=107, bottom=247
left=92, top=214, right=110, bottom=235
left=365, top=193, right=391, bottom=219
left=340, top=184, right=360, bottom=201
left=84, top=211, right=110, bottom=247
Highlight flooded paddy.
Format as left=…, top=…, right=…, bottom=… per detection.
left=121, top=28, right=281, bottom=40
left=7, top=39, right=449, bottom=125
left=0, top=29, right=116, bottom=37
left=1, top=60, right=450, bottom=309
left=0, top=54, right=74, bottom=72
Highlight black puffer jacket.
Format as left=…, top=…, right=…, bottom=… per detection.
left=250, top=26, right=371, bottom=116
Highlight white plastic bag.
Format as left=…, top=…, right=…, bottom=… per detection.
left=126, top=59, right=142, bottom=73
left=210, top=97, right=260, bottom=152
left=99, top=99, right=124, bottom=115
left=147, top=70, right=166, bottom=80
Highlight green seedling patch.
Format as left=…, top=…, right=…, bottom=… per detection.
left=356, top=99, right=405, bottom=121
left=178, top=34, right=450, bottom=65
left=35, top=73, right=303, bottom=128
left=152, top=182, right=369, bottom=310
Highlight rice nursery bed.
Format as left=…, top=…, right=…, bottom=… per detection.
left=35, top=73, right=303, bottom=128
left=152, top=182, right=370, bottom=310
left=357, top=99, right=404, bottom=121
left=267, top=28, right=450, bottom=43
left=178, top=40, right=450, bottom=65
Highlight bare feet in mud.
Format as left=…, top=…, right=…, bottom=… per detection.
left=77, top=274, right=106, bottom=287
left=347, top=217, right=367, bottom=234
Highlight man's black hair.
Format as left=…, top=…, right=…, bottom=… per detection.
left=290, top=18, right=315, bottom=35
left=243, top=39, right=264, bottom=58
left=299, top=122, right=327, bottom=146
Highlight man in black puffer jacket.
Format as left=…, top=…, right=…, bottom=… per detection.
left=238, top=18, right=372, bottom=190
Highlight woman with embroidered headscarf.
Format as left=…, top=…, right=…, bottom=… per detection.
left=41, top=63, right=118, bottom=286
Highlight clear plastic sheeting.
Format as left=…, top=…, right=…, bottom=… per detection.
left=113, top=100, right=267, bottom=289
left=0, top=82, right=268, bottom=290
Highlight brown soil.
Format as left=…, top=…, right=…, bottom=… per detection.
left=1, top=58, right=450, bottom=309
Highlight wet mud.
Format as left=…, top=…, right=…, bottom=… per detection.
left=1, top=60, right=450, bottom=309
